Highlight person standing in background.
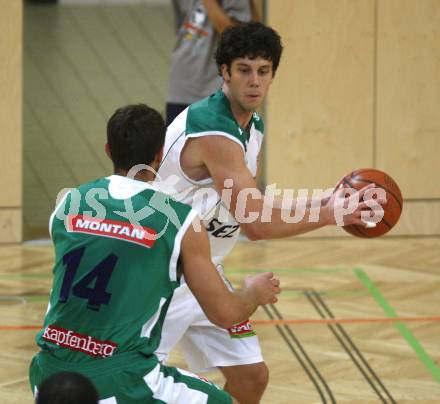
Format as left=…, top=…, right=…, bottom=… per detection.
left=166, top=0, right=256, bottom=125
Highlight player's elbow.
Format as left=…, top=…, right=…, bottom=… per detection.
left=206, top=311, right=235, bottom=329
left=241, top=224, right=265, bottom=241
left=205, top=303, right=242, bottom=329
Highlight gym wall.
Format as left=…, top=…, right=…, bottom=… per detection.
left=266, top=0, right=440, bottom=236
left=0, top=1, right=22, bottom=243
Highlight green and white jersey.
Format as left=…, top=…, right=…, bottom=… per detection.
left=157, top=90, right=264, bottom=264
left=36, top=175, right=197, bottom=363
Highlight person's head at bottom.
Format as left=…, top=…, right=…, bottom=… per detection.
left=36, top=371, right=98, bottom=404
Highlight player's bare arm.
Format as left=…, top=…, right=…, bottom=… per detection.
left=186, top=135, right=378, bottom=240
left=181, top=217, right=280, bottom=328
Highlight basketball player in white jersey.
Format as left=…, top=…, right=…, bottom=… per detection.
left=155, top=22, right=376, bottom=404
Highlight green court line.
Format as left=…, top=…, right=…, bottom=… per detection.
left=21, top=295, right=50, bottom=302
left=0, top=295, right=49, bottom=302
left=0, top=272, right=52, bottom=279
left=354, top=267, right=440, bottom=384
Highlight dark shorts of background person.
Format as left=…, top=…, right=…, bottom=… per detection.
left=165, top=102, right=189, bottom=126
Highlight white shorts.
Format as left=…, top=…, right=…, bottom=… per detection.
left=155, top=279, right=263, bottom=373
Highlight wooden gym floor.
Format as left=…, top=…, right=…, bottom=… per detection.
left=1, top=237, right=439, bottom=403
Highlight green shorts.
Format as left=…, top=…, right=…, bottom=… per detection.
left=29, top=351, right=232, bottom=403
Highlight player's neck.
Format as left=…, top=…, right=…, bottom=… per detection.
left=114, top=168, right=156, bottom=183
left=223, top=88, right=253, bottom=129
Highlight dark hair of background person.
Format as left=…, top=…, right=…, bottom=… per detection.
left=36, top=371, right=98, bottom=404
left=107, top=104, right=166, bottom=171
left=215, top=22, right=284, bottom=76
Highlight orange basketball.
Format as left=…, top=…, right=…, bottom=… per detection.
left=334, top=168, right=403, bottom=238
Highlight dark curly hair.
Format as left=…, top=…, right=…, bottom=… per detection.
left=215, top=22, right=283, bottom=76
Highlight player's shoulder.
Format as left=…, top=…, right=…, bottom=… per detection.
left=186, top=91, right=246, bottom=145
left=146, top=188, right=198, bottom=239
left=186, top=91, right=264, bottom=149
left=153, top=187, right=192, bottom=214
left=57, top=178, right=107, bottom=210
left=146, top=185, right=195, bottom=224
left=76, top=178, right=109, bottom=194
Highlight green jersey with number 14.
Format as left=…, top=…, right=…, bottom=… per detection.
left=35, top=175, right=196, bottom=363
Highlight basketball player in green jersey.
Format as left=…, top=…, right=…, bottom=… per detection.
left=156, top=22, right=378, bottom=404
left=29, top=104, right=281, bottom=403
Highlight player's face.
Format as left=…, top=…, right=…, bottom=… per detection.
left=222, top=57, right=274, bottom=112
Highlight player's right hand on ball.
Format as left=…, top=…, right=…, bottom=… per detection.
left=323, top=183, right=386, bottom=227
left=244, top=272, right=281, bottom=304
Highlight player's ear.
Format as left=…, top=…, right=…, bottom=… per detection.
left=156, top=146, right=164, bottom=163
left=220, top=64, right=231, bottom=82
left=152, top=146, right=164, bottom=167
left=105, top=143, right=112, bottom=160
